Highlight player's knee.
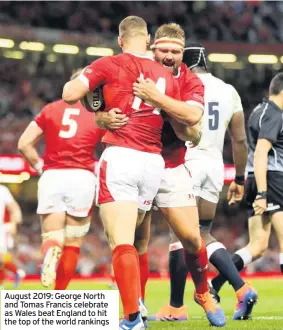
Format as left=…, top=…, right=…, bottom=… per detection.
left=134, top=238, right=149, bottom=255
left=181, top=234, right=202, bottom=253
left=41, top=229, right=65, bottom=248
left=65, top=223, right=90, bottom=239
left=249, top=242, right=268, bottom=259
left=258, top=243, right=269, bottom=258
left=63, top=224, right=90, bottom=247
left=199, top=220, right=215, bottom=245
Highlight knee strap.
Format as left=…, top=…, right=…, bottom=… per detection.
left=65, top=223, right=90, bottom=238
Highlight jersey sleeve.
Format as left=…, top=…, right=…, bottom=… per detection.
left=181, top=72, right=204, bottom=110
left=1, top=186, right=14, bottom=205
left=34, top=105, right=49, bottom=130
left=230, top=85, right=243, bottom=113
left=258, top=109, right=282, bottom=143
left=79, top=57, right=116, bottom=91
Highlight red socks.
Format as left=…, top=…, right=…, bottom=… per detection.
left=55, top=246, right=80, bottom=290
left=0, top=267, right=5, bottom=285
left=112, top=245, right=141, bottom=319
left=184, top=240, right=209, bottom=294
left=4, top=261, right=17, bottom=275
left=139, top=253, right=149, bottom=301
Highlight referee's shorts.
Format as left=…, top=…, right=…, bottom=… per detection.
left=244, top=171, right=283, bottom=217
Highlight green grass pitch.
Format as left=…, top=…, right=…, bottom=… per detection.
left=3, top=277, right=283, bottom=329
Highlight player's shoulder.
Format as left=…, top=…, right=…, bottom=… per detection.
left=213, top=75, right=235, bottom=90
left=89, top=55, right=114, bottom=66
left=209, top=75, right=239, bottom=95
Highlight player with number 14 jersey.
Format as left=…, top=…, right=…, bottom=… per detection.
left=80, top=53, right=180, bottom=154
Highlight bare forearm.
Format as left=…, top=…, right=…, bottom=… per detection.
left=171, top=120, right=201, bottom=143
left=151, top=93, right=202, bottom=125
left=254, top=149, right=268, bottom=192
left=62, top=82, right=78, bottom=103
left=62, top=78, right=89, bottom=104
left=19, top=146, right=41, bottom=169
left=232, top=139, right=248, bottom=176
left=95, top=111, right=110, bottom=129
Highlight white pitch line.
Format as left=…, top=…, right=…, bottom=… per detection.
left=190, top=316, right=283, bottom=320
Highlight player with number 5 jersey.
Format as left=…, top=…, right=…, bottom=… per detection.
left=18, top=71, right=103, bottom=291
left=34, top=100, right=102, bottom=172
left=183, top=43, right=257, bottom=320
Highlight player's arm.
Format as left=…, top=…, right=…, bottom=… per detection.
left=253, top=138, right=271, bottom=215
left=95, top=108, right=129, bottom=130
left=133, top=78, right=203, bottom=126
left=3, top=187, right=22, bottom=236
left=253, top=111, right=282, bottom=214
left=228, top=111, right=248, bottom=178
left=62, top=78, right=89, bottom=104
left=170, top=119, right=202, bottom=145
left=254, top=138, right=272, bottom=193
left=6, top=199, right=22, bottom=226
left=18, top=121, right=44, bottom=175
left=63, top=57, right=111, bottom=104
left=226, top=88, right=247, bottom=204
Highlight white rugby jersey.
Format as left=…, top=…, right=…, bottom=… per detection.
left=185, top=73, right=243, bottom=161
left=0, top=185, right=13, bottom=226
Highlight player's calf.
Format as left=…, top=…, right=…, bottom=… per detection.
left=41, top=245, right=61, bottom=287
left=40, top=228, right=64, bottom=287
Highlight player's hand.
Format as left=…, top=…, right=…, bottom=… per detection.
left=133, top=78, right=159, bottom=105
left=227, top=181, right=244, bottom=205
left=253, top=198, right=267, bottom=215
left=103, top=108, right=129, bottom=130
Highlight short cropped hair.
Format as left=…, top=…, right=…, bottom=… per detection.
left=119, top=16, right=148, bottom=40
left=269, top=72, right=283, bottom=95
left=154, top=23, right=185, bottom=42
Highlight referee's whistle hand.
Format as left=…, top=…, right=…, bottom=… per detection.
left=253, top=199, right=267, bottom=215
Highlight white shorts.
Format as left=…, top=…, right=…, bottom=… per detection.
left=96, top=146, right=165, bottom=211
left=154, top=164, right=196, bottom=208
left=37, top=169, right=96, bottom=217
left=0, top=225, right=7, bottom=254
left=185, top=158, right=224, bottom=203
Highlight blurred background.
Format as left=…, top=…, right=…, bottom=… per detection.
left=0, top=0, right=282, bottom=277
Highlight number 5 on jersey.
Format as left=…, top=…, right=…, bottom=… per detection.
left=208, top=102, right=219, bottom=130
left=59, top=108, right=80, bottom=138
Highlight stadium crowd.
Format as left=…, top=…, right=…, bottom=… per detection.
left=0, top=1, right=282, bottom=43
left=0, top=56, right=273, bottom=161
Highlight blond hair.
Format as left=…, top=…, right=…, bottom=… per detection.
left=155, top=23, right=185, bottom=42
left=119, top=16, right=148, bottom=40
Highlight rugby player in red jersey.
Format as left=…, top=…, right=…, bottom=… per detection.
left=18, top=71, right=103, bottom=291
left=132, top=24, right=226, bottom=327
left=0, top=186, right=23, bottom=288
left=62, top=16, right=202, bottom=330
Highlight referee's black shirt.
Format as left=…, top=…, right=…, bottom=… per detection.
left=246, top=99, right=283, bottom=173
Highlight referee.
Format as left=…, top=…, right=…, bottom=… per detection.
left=213, top=72, right=283, bottom=290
